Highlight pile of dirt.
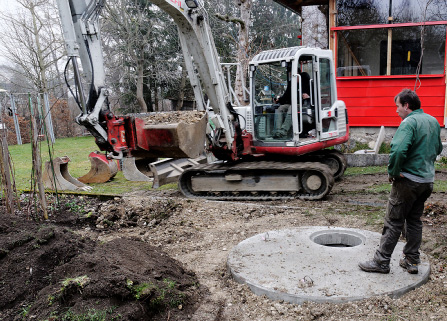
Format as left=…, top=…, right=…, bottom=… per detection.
left=142, top=111, right=205, bottom=125
left=0, top=197, right=203, bottom=321
left=95, top=197, right=185, bottom=229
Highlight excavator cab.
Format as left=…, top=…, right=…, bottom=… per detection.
left=249, top=47, right=348, bottom=147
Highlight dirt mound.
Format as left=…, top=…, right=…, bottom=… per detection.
left=0, top=201, right=203, bottom=320
left=96, top=196, right=185, bottom=229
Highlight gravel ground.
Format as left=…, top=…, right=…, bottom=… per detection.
left=82, top=170, right=447, bottom=320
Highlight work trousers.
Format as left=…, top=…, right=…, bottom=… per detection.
left=374, top=177, right=433, bottom=265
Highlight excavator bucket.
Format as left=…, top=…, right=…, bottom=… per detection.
left=122, top=157, right=156, bottom=182
left=149, top=155, right=207, bottom=188
left=132, top=111, right=207, bottom=159
left=78, top=151, right=118, bottom=184
left=120, top=155, right=207, bottom=188
left=43, top=156, right=90, bottom=191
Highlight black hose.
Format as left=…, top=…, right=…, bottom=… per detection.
left=64, top=57, right=83, bottom=111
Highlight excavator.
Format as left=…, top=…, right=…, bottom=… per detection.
left=51, top=0, right=349, bottom=200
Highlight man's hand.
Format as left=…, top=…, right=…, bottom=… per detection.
left=303, top=93, right=310, bottom=99
left=389, top=173, right=404, bottom=182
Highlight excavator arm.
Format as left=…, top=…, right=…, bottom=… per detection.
left=57, top=0, right=111, bottom=151
left=56, top=0, right=242, bottom=160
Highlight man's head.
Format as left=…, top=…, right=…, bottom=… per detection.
left=394, top=89, right=421, bottom=120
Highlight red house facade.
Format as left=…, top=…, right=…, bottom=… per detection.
left=274, top=0, right=447, bottom=128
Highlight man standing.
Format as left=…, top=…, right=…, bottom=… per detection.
left=359, top=89, right=443, bottom=274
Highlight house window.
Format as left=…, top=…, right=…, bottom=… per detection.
left=337, top=25, right=445, bottom=76
left=337, top=28, right=388, bottom=76
left=337, top=0, right=447, bottom=26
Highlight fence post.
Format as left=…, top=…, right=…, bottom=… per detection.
left=10, top=94, right=22, bottom=145
left=29, top=94, right=48, bottom=220
left=43, top=93, right=55, bottom=143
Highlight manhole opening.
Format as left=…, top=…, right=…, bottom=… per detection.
left=312, top=232, right=363, bottom=248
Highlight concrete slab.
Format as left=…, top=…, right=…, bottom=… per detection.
left=345, top=153, right=390, bottom=167
left=227, top=226, right=430, bottom=304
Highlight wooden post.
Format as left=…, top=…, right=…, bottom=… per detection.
left=329, top=0, right=337, bottom=58
left=387, top=16, right=393, bottom=76
left=29, top=94, right=48, bottom=220
left=0, top=135, right=14, bottom=214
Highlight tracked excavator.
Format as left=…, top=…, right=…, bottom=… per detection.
left=54, top=0, right=349, bottom=200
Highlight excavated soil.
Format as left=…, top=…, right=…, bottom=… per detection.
left=142, top=111, right=206, bottom=125
left=1, top=170, right=447, bottom=320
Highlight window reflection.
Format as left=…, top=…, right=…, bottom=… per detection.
left=338, top=25, right=445, bottom=76
left=337, top=0, right=389, bottom=26
left=337, top=0, right=447, bottom=25
left=393, top=0, right=447, bottom=23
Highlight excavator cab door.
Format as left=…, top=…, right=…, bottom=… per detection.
left=315, top=56, right=340, bottom=141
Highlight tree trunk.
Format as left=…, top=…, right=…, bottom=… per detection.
left=29, top=95, right=48, bottom=220
left=154, top=82, right=159, bottom=112
left=31, top=3, right=48, bottom=93
left=177, top=61, right=187, bottom=111
left=136, top=59, right=148, bottom=112
left=234, top=0, right=251, bottom=104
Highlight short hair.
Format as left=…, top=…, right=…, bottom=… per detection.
left=394, top=89, right=421, bottom=110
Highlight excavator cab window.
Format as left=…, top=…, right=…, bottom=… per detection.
left=251, top=61, right=291, bottom=141
left=251, top=55, right=319, bottom=142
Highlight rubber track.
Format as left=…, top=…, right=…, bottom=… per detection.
left=179, top=161, right=335, bottom=201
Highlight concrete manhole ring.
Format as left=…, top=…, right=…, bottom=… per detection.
left=310, top=230, right=364, bottom=247
left=227, top=226, right=430, bottom=304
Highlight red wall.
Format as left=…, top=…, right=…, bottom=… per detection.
left=336, top=75, right=446, bottom=127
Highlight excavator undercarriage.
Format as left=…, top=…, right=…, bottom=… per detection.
left=179, top=150, right=346, bottom=201
left=179, top=161, right=334, bottom=201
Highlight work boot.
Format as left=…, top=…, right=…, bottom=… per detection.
left=399, top=257, right=418, bottom=274
left=358, top=260, right=390, bottom=274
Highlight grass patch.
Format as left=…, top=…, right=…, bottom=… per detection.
left=126, top=278, right=185, bottom=310
left=434, top=180, right=447, bottom=193
left=7, top=136, right=165, bottom=195
left=8, top=136, right=97, bottom=190
left=7, top=136, right=446, bottom=196
left=345, top=166, right=387, bottom=176
left=60, top=307, right=120, bottom=321
left=343, top=205, right=385, bottom=226
left=369, top=183, right=392, bottom=193
left=369, top=176, right=447, bottom=193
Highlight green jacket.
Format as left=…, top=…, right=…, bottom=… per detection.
left=388, top=109, right=443, bottom=180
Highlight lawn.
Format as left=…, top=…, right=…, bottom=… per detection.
left=6, top=137, right=447, bottom=196
left=7, top=136, right=162, bottom=195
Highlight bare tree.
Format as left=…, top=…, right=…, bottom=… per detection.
left=102, top=0, right=181, bottom=113
left=234, top=0, right=251, bottom=103
left=213, top=0, right=301, bottom=105
left=214, top=0, right=251, bottom=104
left=0, top=0, right=65, bottom=95
left=302, top=6, right=328, bottom=49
